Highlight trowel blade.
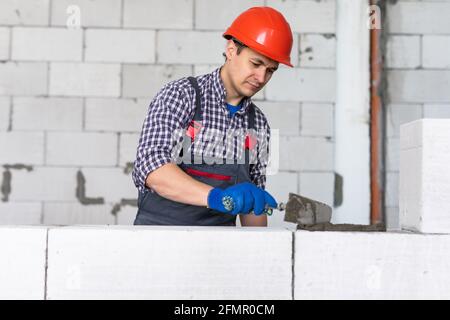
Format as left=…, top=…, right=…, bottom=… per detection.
left=283, top=192, right=332, bottom=225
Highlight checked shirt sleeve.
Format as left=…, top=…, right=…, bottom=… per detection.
left=132, top=82, right=193, bottom=193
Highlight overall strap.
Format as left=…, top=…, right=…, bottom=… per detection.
left=245, top=103, right=256, bottom=165
left=248, top=103, right=256, bottom=129
left=187, top=77, right=203, bottom=121
left=180, top=77, right=203, bottom=163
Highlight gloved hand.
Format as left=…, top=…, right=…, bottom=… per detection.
left=207, top=182, right=277, bottom=215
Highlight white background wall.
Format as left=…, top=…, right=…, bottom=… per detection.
left=0, top=0, right=337, bottom=227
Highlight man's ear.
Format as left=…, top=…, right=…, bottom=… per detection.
left=224, top=40, right=235, bottom=60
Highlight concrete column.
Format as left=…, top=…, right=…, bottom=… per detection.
left=333, top=0, right=371, bottom=224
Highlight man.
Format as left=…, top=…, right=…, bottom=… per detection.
left=132, top=6, right=293, bottom=227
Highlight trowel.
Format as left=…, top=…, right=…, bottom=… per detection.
left=278, top=192, right=332, bottom=225
left=222, top=192, right=331, bottom=222
left=276, top=193, right=385, bottom=231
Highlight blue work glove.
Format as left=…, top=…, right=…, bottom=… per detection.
left=207, top=182, right=277, bottom=215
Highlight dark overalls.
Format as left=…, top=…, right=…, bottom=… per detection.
left=134, top=77, right=257, bottom=226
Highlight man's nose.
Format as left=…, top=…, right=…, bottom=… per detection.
left=254, top=68, right=267, bottom=83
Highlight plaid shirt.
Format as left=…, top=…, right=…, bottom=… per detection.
left=132, top=67, right=271, bottom=193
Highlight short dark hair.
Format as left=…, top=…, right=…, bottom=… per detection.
left=222, top=38, right=246, bottom=60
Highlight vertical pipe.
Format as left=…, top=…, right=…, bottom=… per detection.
left=369, top=0, right=384, bottom=225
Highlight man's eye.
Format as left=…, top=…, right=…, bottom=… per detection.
left=251, top=62, right=260, bottom=67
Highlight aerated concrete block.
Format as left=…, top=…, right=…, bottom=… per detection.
left=295, top=230, right=450, bottom=299
left=46, top=226, right=292, bottom=299
left=400, top=119, right=450, bottom=233
left=0, top=226, right=47, bottom=299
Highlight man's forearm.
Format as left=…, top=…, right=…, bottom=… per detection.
left=145, top=163, right=213, bottom=206
left=240, top=214, right=267, bottom=227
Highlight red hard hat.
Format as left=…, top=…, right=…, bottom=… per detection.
left=223, top=7, right=293, bottom=67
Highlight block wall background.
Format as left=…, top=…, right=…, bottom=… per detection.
left=385, top=0, right=450, bottom=230
left=0, top=0, right=337, bottom=227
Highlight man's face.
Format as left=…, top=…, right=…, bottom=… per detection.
left=225, top=41, right=279, bottom=98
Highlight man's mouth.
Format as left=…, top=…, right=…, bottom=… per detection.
left=247, top=81, right=261, bottom=90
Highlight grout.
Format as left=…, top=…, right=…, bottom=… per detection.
left=120, top=63, right=123, bottom=98
left=291, top=231, right=295, bottom=300
left=43, top=131, right=47, bottom=165
left=82, top=98, right=86, bottom=130
left=46, top=62, right=50, bottom=97
left=44, top=228, right=49, bottom=300
left=40, top=202, right=44, bottom=224
left=120, top=0, right=124, bottom=28
left=82, top=28, right=85, bottom=62
left=8, top=27, right=12, bottom=60
left=192, top=0, right=196, bottom=30
left=48, top=0, right=52, bottom=26
left=117, top=132, right=121, bottom=166
left=8, top=97, right=13, bottom=131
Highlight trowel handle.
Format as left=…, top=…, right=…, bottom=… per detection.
left=220, top=197, right=285, bottom=216
left=265, top=202, right=286, bottom=216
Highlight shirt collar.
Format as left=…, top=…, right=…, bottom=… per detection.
left=212, top=67, right=252, bottom=115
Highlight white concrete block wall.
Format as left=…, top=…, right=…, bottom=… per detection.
left=299, top=172, right=334, bottom=207
left=266, top=172, right=299, bottom=229
left=299, top=34, right=336, bottom=68
left=2, top=226, right=450, bottom=299
left=46, top=132, right=117, bottom=166
left=423, top=104, right=450, bottom=118
left=157, top=31, right=224, bottom=64
left=256, top=101, right=301, bottom=136
left=46, top=227, right=293, bottom=299
left=388, top=70, right=450, bottom=103
left=0, top=1, right=337, bottom=227
left=0, top=226, right=47, bottom=299
left=301, top=103, right=334, bottom=137
left=12, top=28, right=83, bottom=61
left=0, top=97, right=10, bottom=131
left=268, top=0, right=336, bottom=34
left=119, top=133, right=140, bottom=167
left=9, top=167, right=79, bottom=202
left=122, top=65, right=192, bottom=98
left=85, top=98, right=147, bottom=132
left=422, top=35, right=450, bottom=69
left=82, top=168, right=136, bottom=203
left=0, top=27, right=10, bottom=60
left=43, top=203, right=115, bottom=225
left=385, top=1, right=450, bottom=230
left=49, top=63, right=121, bottom=97
left=0, top=203, right=42, bottom=225
left=279, top=137, right=334, bottom=171
left=295, top=230, right=450, bottom=299
left=51, top=0, right=122, bottom=27
left=0, top=0, right=49, bottom=26
left=385, top=35, right=421, bottom=69
left=387, top=2, right=450, bottom=35
left=0, top=132, right=44, bottom=165
left=267, top=68, right=336, bottom=102
left=85, top=29, right=155, bottom=63
left=13, top=97, right=83, bottom=131
left=195, top=0, right=264, bottom=31
left=0, top=62, right=47, bottom=95
left=400, top=119, right=450, bottom=234
left=123, top=0, right=193, bottom=29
